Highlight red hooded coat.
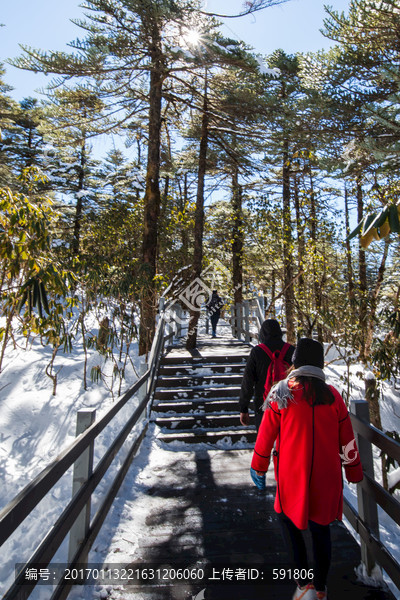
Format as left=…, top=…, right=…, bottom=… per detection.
left=251, top=382, right=363, bottom=530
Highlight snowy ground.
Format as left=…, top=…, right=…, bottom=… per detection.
left=0, top=318, right=399, bottom=599
left=0, top=312, right=144, bottom=597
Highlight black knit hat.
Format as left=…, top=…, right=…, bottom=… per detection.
left=293, top=338, right=324, bottom=369
left=259, top=319, right=283, bottom=343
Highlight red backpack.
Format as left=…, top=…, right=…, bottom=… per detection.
left=259, top=342, right=291, bottom=400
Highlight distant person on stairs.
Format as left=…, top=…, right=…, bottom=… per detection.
left=206, top=290, right=224, bottom=338
left=239, top=319, right=295, bottom=432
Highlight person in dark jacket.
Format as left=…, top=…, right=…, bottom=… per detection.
left=206, top=290, right=224, bottom=338
left=240, top=319, right=295, bottom=431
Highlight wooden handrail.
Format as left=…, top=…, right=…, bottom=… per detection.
left=1, top=311, right=180, bottom=600
left=358, top=473, right=400, bottom=527
left=350, top=413, right=400, bottom=462
left=343, top=498, right=400, bottom=590
left=229, top=298, right=264, bottom=343
left=4, top=391, right=152, bottom=600
left=0, top=369, right=150, bottom=547
left=50, top=424, right=149, bottom=600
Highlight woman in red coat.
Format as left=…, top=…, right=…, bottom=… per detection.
left=251, top=338, right=363, bottom=600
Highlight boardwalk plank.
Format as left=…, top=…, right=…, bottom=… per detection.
left=116, top=448, right=395, bottom=599
left=106, top=333, right=396, bottom=599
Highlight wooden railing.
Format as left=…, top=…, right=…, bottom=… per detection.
left=345, top=400, right=400, bottom=591
left=0, top=311, right=181, bottom=600
left=229, top=297, right=265, bottom=344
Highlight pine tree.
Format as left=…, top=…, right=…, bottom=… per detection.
left=256, top=50, right=303, bottom=342
left=12, top=0, right=209, bottom=353
left=322, top=0, right=400, bottom=171
left=41, top=86, right=105, bottom=257
left=1, top=95, right=47, bottom=188
left=0, top=64, right=20, bottom=187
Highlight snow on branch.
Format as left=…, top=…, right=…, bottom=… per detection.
left=255, top=56, right=281, bottom=77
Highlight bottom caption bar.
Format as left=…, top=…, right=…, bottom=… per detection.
left=16, top=563, right=313, bottom=586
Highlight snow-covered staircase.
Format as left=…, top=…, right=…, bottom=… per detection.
left=152, top=336, right=257, bottom=446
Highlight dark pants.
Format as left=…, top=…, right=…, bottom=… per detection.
left=210, top=313, right=219, bottom=335
left=279, top=514, right=331, bottom=592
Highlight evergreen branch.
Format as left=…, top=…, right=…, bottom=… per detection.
left=199, top=0, right=288, bottom=19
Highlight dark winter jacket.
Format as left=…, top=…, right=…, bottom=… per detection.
left=239, top=324, right=294, bottom=414
left=206, top=293, right=224, bottom=317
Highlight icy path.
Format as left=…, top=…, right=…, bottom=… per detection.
left=68, top=427, right=277, bottom=600
left=68, top=423, right=395, bottom=600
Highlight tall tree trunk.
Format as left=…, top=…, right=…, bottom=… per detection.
left=177, top=172, right=190, bottom=262
left=232, top=164, right=243, bottom=305
left=72, top=140, right=86, bottom=257
left=139, top=27, right=164, bottom=356
left=186, top=73, right=209, bottom=350
left=344, top=184, right=355, bottom=306
left=270, top=270, right=276, bottom=316
left=294, top=174, right=305, bottom=329
left=182, top=172, right=189, bottom=262
left=156, top=175, right=170, bottom=265
left=309, top=170, right=323, bottom=342
left=282, top=140, right=295, bottom=343
left=357, top=176, right=368, bottom=360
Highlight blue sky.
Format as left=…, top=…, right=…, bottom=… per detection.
left=1, top=0, right=351, bottom=99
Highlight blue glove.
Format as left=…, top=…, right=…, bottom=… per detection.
left=250, top=467, right=266, bottom=490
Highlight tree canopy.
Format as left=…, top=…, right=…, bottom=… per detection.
left=1, top=0, right=400, bottom=390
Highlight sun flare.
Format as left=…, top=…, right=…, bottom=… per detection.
left=183, top=28, right=201, bottom=47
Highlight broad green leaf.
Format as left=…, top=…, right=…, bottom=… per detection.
left=388, top=204, right=400, bottom=233
left=361, top=213, right=377, bottom=236
left=346, top=219, right=363, bottom=241
left=366, top=207, right=389, bottom=233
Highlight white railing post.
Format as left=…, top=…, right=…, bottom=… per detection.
left=159, top=297, right=165, bottom=319
left=145, top=316, right=166, bottom=417
left=175, top=303, right=182, bottom=339
left=231, top=304, right=235, bottom=337
left=136, top=360, right=149, bottom=419
left=250, top=298, right=256, bottom=323
left=147, top=317, right=163, bottom=380
left=235, top=304, right=239, bottom=339
left=244, top=300, right=250, bottom=343
left=258, top=294, right=264, bottom=313
left=256, top=294, right=265, bottom=328
left=350, top=399, right=380, bottom=576
left=169, top=307, right=177, bottom=340
left=68, top=409, right=96, bottom=566
left=235, top=303, right=242, bottom=341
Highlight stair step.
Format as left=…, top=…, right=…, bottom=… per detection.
left=154, top=386, right=241, bottom=400
left=160, top=354, right=248, bottom=365
left=155, top=341, right=253, bottom=447
left=154, top=414, right=243, bottom=430
left=157, top=375, right=243, bottom=387
left=157, top=429, right=257, bottom=445
left=159, top=363, right=245, bottom=375
left=153, top=398, right=240, bottom=414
